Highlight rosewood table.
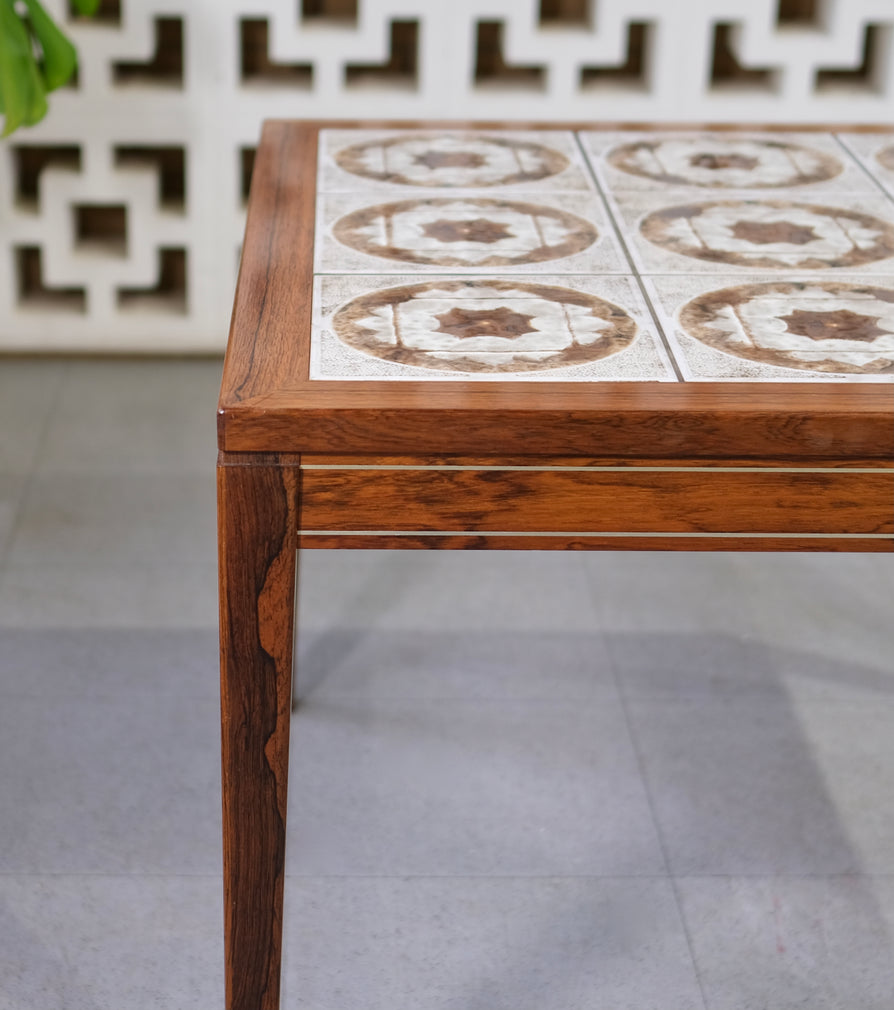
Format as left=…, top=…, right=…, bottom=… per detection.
left=218, top=120, right=894, bottom=1009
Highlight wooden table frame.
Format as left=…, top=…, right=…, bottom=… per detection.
left=218, top=120, right=894, bottom=1009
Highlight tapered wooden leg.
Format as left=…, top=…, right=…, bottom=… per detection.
left=218, top=452, right=300, bottom=1010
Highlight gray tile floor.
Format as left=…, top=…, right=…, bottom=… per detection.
left=0, top=359, right=892, bottom=1009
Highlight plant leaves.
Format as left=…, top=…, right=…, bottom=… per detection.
left=0, top=0, right=48, bottom=136
left=71, top=0, right=100, bottom=14
left=23, top=0, right=78, bottom=91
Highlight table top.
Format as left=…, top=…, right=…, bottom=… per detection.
left=219, top=121, right=894, bottom=460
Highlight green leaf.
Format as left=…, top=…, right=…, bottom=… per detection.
left=0, top=0, right=48, bottom=136
left=23, top=0, right=77, bottom=91
left=71, top=0, right=100, bottom=14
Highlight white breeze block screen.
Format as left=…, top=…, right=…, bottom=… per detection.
left=1, top=0, right=892, bottom=352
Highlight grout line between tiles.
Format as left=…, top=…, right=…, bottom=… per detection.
left=572, top=132, right=686, bottom=382
left=832, top=133, right=894, bottom=205
left=4, top=869, right=894, bottom=880
left=0, top=363, right=70, bottom=571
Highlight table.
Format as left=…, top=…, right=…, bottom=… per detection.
left=218, top=120, right=894, bottom=1009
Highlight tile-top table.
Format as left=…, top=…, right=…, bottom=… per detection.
left=218, top=121, right=894, bottom=1008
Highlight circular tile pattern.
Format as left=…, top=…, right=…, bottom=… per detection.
left=332, top=197, right=598, bottom=266
left=679, top=280, right=894, bottom=373
left=877, top=145, right=894, bottom=172
left=607, top=137, right=842, bottom=188
left=640, top=200, right=894, bottom=270
left=331, top=279, right=638, bottom=374
left=334, top=134, right=570, bottom=188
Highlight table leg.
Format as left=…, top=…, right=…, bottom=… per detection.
left=218, top=453, right=300, bottom=1010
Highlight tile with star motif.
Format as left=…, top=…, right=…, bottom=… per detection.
left=309, top=273, right=676, bottom=382
left=314, top=191, right=627, bottom=274
left=580, top=131, right=879, bottom=198
left=318, top=130, right=594, bottom=194
left=606, top=191, right=894, bottom=276
left=644, top=273, right=894, bottom=381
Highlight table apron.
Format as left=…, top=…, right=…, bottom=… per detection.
left=296, top=465, right=893, bottom=547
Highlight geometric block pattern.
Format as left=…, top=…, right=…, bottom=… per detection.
left=313, top=128, right=894, bottom=382
left=1, top=0, right=893, bottom=351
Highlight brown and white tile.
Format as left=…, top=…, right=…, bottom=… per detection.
left=645, top=273, right=894, bottom=381
left=314, top=190, right=627, bottom=274
left=309, top=273, right=676, bottom=381
left=836, top=132, right=894, bottom=203
left=580, top=131, right=878, bottom=198
left=318, top=129, right=594, bottom=194
left=607, top=191, right=894, bottom=276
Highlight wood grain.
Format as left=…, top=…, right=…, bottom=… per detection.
left=298, top=532, right=893, bottom=552
left=260, top=117, right=894, bottom=133
left=300, top=454, right=894, bottom=469
left=219, top=120, right=317, bottom=410
left=219, top=384, right=893, bottom=459
left=218, top=452, right=300, bottom=1010
left=298, top=466, right=892, bottom=536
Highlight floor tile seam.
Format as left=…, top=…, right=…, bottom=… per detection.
left=295, top=695, right=620, bottom=705
left=293, top=695, right=618, bottom=709
left=29, top=467, right=218, bottom=477
left=596, top=602, right=711, bottom=1010
left=0, top=362, right=70, bottom=569
left=281, top=873, right=678, bottom=881
left=619, top=694, right=894, bottom=709
left=0, top=560, right=218, bottom=570
left=572, top=133, right=686, bottom=382
left=0, top=870, right=222, bottom=879
left=0, top=692, right=220, bottom=702
left=671, top=872, right=894, bottom=880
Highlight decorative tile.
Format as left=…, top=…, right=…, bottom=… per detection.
left=645, top=274, right=894, bottom=381
left=310, top=273, right=676, bottom=381
left=314, top=191, right=627, bottom=274
left=837, top=132, right=894, bottom=202
left=580, top=131, right=879, bottom=197
left=318, top=130, right=594, bottom=194
left=608, top=191, right=894, bottom=275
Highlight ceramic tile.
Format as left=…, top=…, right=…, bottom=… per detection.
left=281, top=877, right=704, bottom=1010
left=314, top=190, right=628, bottom=274
left=837, top=133, right=894, bottom=202
left=582, top=551, right=761, bottom=635
left=783, top=700, right=894, bottom=875
left=286, top=696, right=665, bottom=877
left=295, top=628, right=617, bottom=703
left=0, top=562, right=219, bottom=628
left=0, top=360, right=66, bottom=473
left=0, top=628, right=219, bottom=699
left=626, top=698, right=866, bottom=875
left=0, top=472, right=27, bottom=563
left=0, top=875, right=222, bottom=1010
left=580, top=131, right=880, bottom=198
left=606, top=626, right=894, bottom=706
left=0, top=693, right=220, bottom=873
left=309, top=273, right=676, bottom=381
left=319, top=129, right=594, bottom=194
left=645, top=274, right=894, bottom=381
left=605, top=630, right=783, bottom=700
left=737, top=553, right=894, bottom=689
left=606, top=190, right=894, bottom=276
left=677, top=876, right=894, bottom=1010
left=5, top=473, right=217, bottom=568
left=295, top=550, right=602, bottom=633
left=35, top=360, right=222, bottom=475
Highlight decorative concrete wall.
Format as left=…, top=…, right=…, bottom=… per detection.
left=1, top=0, right=892, bottom=351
